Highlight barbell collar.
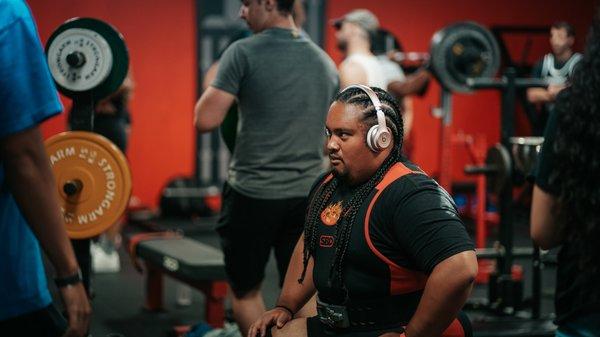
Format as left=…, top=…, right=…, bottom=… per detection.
left=63, top=179, right=83, bottom=196
left=66, top=51, right=86, bottom=68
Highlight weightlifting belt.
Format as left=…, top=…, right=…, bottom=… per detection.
left=316, top=292, right=421, bottom=329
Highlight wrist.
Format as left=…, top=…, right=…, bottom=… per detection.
left=53, top=252, right=80, bottom=278
left=274, top=305, right=295, bottom=317
left=54, top=268, right=82, bottom=288
left=55, top=263, right=80, bottom=278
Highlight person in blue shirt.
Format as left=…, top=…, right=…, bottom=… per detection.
left=0, top=1, right=91, bottom=336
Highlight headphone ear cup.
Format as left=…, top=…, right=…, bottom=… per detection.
left=377, top=127, right=392, bottom=149
left=367, top=125, right=380, bottom=152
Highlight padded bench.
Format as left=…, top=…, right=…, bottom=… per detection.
left=133, top=236, right=228, bottom=327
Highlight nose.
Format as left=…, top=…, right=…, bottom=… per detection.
left=239, top=5, right=246, bottom=19
left=327, top=137, right=340, bottom=153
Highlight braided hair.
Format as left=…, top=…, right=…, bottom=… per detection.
left=552, top=14, right=600, bottom=273
left=298, top=87, right=404, bottom=294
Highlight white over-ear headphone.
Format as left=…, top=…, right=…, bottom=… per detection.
left=342, top=84, right=392, bottom=152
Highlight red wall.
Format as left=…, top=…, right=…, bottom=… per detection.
left=28, top=0, right=596, bottom=206
left=29, top=0, right=197, bottom=207
left=326, top=0, right=596, bottom=181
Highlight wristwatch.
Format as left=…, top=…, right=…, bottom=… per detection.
left=54, top=269, right=83, bottom=288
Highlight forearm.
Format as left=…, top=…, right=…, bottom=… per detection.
left=388, top=69, right=430, bottom=97
left=276, top=236, right=316, bottom=313
left=194, top=87, right=234, bottom=133
left=405, top=251, right=477, bottom=337
left=402, top=98, right=414, bottom=140
left=194, top=100, right=219, bottom=132
left=1, top=127, right=79, bottom=277
left=527, top=88, right=552, bottom=104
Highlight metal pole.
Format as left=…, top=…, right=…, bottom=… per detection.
left=70, top=92, right=95, bottom=296
left=439, top=89, right=453, bottom=191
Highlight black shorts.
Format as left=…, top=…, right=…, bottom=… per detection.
left=0, top=304, right=68, bottom=337
left=217, top=183, right=307, bottom=298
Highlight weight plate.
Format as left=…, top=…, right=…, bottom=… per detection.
left=485, top=143, right=512, bottom=195
left=45, top=131, right=132, bottom=239
left=430, top=21, right=500, bottom=93
left=47, top=28, right=113, bottom=92
left=46, top=18, right=128, bottom=100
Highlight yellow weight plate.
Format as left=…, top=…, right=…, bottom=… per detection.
left=45, top=131, right=132, bottom=239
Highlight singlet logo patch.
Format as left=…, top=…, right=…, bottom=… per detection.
left=319, top=235, right=334, bottom=248
left=321, top=201, right=342, bottom=226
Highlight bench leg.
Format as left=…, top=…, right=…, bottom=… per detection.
left=145, top=263, right=164, bottom=311
left=201, top=281, right=228, bottom=328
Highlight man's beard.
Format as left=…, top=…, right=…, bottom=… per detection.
left=332, top=166, right=349, bottom=182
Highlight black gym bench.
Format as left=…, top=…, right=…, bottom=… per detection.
left=129, top=234, right=228, bottom=328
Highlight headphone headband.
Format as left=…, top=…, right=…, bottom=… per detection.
left=343, top=85, right=387, bottom=132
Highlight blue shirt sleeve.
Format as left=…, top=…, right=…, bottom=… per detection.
left=0, top=0, right=62, bottom=139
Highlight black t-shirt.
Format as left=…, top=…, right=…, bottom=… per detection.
left=534, top=103, right=559, bottom=194
left=534, top=97, right=600, bottom=324
left=309, top=161, right=474, bottom=307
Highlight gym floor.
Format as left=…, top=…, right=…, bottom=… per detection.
left=47, top=206, right=558, bottom=337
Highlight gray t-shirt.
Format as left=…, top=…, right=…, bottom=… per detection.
left=212, top=28, right=339, bottom=199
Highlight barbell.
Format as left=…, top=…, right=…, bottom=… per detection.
left=45, top=18, right=131, bottom=239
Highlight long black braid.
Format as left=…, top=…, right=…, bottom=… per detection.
left=552, top=14, right=600, bottom=274
left=298, top=87, right=404, bottom=294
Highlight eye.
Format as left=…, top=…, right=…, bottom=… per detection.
left=325, top=128, right=331, bottom=137
left=339, top=132, right=350, bottom=140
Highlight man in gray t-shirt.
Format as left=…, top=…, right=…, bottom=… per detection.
left=194, top=0, right=338, bottom=333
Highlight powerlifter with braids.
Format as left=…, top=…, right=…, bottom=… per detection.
left=249, top=86, right=477, bottom=337
left=299, top=85, right=403, bottom=291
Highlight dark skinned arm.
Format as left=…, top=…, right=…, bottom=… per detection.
left=381, top=251, right=477, bottom=337
left=387, top=68, right=431, bottom=97
left=0, top=126, right=91, bottom=337
left=249, top=234, right=316, bottom=337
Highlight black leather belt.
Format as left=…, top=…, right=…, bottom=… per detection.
left=316, top=292, right=421, bottom=329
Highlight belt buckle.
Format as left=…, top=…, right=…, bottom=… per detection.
left=317, top=299, right=350, bottom=328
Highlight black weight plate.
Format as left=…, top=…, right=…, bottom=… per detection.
left=46, top=17, right=128, bottom=100
left=430, top=21, right=500, bottom=93
left=486, top=143, right=512, bottom=195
